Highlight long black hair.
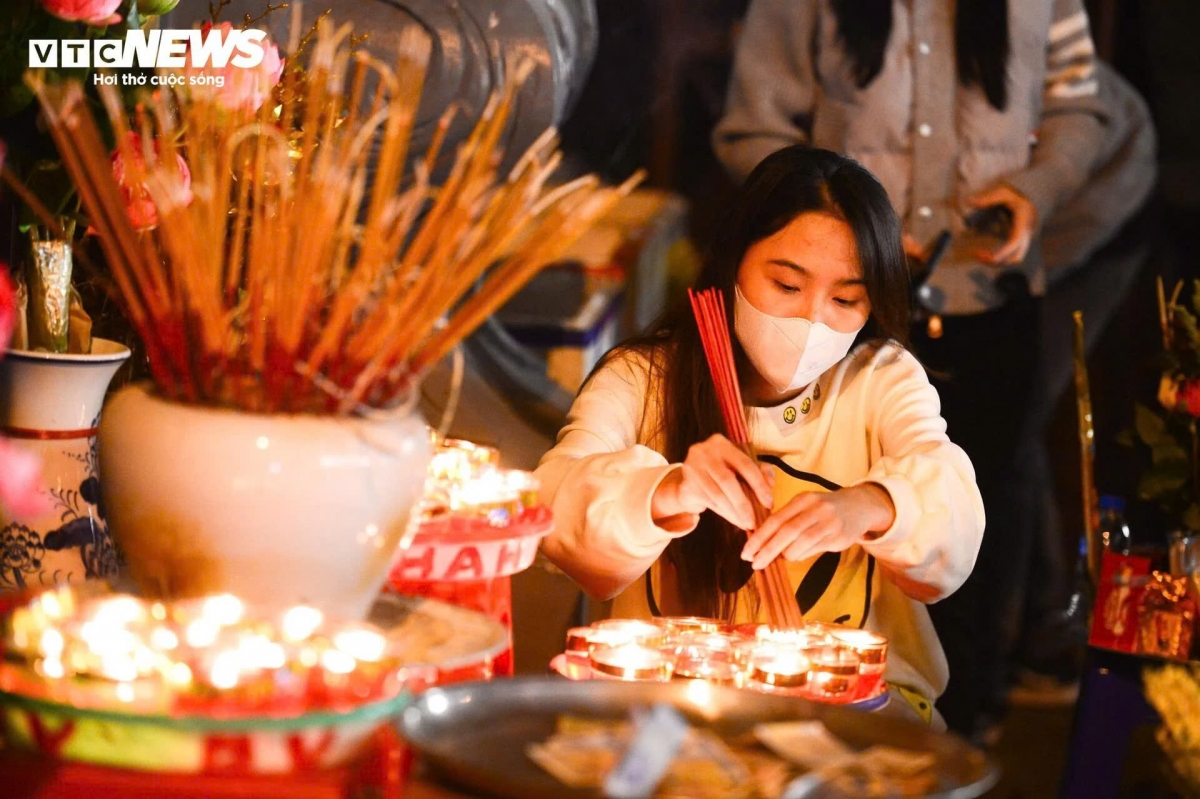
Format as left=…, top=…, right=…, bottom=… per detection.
left=593, top=146, right=910, bottom=620
left=830, top=0, right=1010, bottom=111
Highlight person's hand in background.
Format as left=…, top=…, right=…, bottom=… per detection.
left=968, top=185, right=1038, bottom=266
left=902, top=233, right=929, bottom=265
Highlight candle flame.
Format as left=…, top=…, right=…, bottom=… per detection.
left=282, top=606, right=324, bottom=641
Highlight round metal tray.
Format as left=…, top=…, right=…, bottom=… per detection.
left=400, top=676, right=999, bottom=799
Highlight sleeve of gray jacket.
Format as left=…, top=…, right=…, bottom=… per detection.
left=712, top=0, right=818, bottom=184
left=1004, top=0, right=1109, bottom=223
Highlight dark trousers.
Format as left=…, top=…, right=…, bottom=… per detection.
left=912, top=290, right=1042, bottom=736
left=1013, top=217, right=1152, bottom=676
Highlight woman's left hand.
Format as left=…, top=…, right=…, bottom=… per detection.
left=968, top=185, right=1038, bottom=266
left=740, top=484, right=896, bottom=570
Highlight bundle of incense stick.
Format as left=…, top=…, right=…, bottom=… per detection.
left=688, top=287, right=804, bottom=628
left=23, top=21, right=641, bottom=414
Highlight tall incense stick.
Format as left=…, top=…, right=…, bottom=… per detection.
left=26, top=20, right=642, bottom=415
left=1073, top=311, right=1100, bottom=586
left=689, top=288, right=804, bottom=628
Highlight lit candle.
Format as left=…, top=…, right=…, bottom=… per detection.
left=653, top=616, right=727, bottom=637
left=672, top=649, right=738, bottom=686
left=668, top=631, right=741, bottom=654
left=1, top=588, right=411, bottom=717
left=564, top=626, right=594, bottom=656
left=282, top=605, right=324, bottom=641
left=587, top=619, right=665, bottom=651
left=829, top=629, right=887, bottom=666
left=802, top=645, right=861, bottom=699
left=746, top=648, right=811, bottom=690
left=333, top=626, right=388, bottom=663
left=830, top=628, right=887, bottom=698
left=421, top=465, right=539, bottom=526
left=589, top=644, right=673, bottom=681
left=430, top=438, right=500, bottom=480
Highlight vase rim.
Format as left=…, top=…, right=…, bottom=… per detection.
left=5, top=337, right=131, bottom=365
left=118, top=381, right=425, bottom=425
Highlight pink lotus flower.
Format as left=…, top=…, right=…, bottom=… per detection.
left=39, top=0, right=122, bottom=26
left=185, top=22, right=285, bottom=113
left=0, top=439, right=49, bottom=520
left=111, top=132, right=194, bottom=230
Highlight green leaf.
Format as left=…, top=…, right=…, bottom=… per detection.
left=1138, top=462, right=1190, bottom=500
left=1184, top=503, right=1200, bottom=532
left=1152, top=440, right=1190, bottom=465
left=1135, top=404, right=1168, bottom=445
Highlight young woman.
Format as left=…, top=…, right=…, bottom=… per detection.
left=535, top=147, right=985, bottom=726
left=712, top=0, right=1154, bottom=738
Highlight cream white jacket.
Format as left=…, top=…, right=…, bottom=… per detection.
left=535, top=341, right=985, bottom=712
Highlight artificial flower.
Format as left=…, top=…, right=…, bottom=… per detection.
left=0, top=268, right=15, bottom=356
left=185, top=22, right=285, bottom=113
left=1180, top=380, right=1200, bottom=418
left=0, top=439, right=50, bottom=520
left=110, top=132, right=194, bottom=230
left=1159, top=374, right=1182, bottom=412
left=39, top=0, right=122, bottom=26
left=0, top=270, right=50, bottom=520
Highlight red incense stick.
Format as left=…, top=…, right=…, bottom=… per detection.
left=689, top=288, right=803, bottom=628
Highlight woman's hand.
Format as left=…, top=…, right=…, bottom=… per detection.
left=650, top=434, right=775, bottom=531
left=740, top=484, right=896, bottom=570
left=968, top=185, right=1038, bottom=266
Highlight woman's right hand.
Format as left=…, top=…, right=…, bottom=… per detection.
left=650, top=434, right=775, bottom=531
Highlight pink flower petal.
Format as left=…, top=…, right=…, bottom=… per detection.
left=0, top=268, right=14, bottom=351
left=0, top=439, right=51, bottom=521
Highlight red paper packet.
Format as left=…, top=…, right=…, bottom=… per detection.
left=1089, top=550, right=1152, bottom=653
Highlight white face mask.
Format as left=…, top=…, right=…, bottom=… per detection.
left=733, top=286, right=863, bottom=393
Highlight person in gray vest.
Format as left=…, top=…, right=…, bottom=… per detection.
left=713, top=0, right=1155, bottom=741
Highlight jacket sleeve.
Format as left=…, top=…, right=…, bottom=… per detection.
left=1004, top=0, right=1109, bottom=223
left=712, top=0, right=819, bottom=184
left=535, top=353, right=698, bottom=601
left=851, top=349, right=986, bottom=603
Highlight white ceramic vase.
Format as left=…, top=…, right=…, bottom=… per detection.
left=98, top=384, right=432, bottom=619
left=0, top=339, right=131, bottom=593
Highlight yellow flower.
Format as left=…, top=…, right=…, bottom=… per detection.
left=1160, top=374, right=1182, bottom=411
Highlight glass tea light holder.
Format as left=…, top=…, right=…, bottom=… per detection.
left=427, top=438, right=500, bottom=484
left=420, top=467, right=539, bottom=527
left=653, top=616, right=727, bottom=639
left=589, top=644, right=673, bottom=682
left=742, top=645, right=812, bottom=694
left=802, top=644, right=862, bottom=700
left=735, top=625, right=831, bottom=651
left=668, top=631, right=742, bottom=655
left=830, top=628, right=888, bottom=697
left=586, top=619, right=666, bottom=651
left=671, top=650, right=740, bottom=686
left=564, top=626, right=594, bottom=657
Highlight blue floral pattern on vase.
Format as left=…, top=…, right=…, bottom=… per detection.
left=0, top=414, right=118, bottom=591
